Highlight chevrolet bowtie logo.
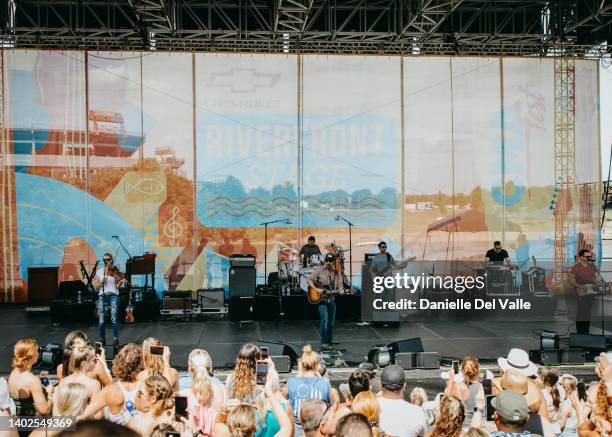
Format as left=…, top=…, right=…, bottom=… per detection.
left=208, top=68, right=280, bottom=93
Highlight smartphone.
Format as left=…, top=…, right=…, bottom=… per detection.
left=150, top=345, right=164, bottom=356
left=174, top=395, right=188, bottom=421
left=485, top=394, right=495, bottom=422
left=256, top=360, right=269, bottom=386
left=482, top=378, right=492, bottom=396
left=94, top=342, right=103, bottom=356
left=577, top=381, right=587, bottom=401
left=452, top=360, right=459, bottom=374
left=260, top=347, right=269, bottom=360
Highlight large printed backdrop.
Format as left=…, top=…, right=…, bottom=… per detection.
left=0, top=51, right=601, bottom=303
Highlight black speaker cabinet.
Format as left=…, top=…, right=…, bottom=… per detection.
left=254, top=295, right=281, bottom=321
left=388, top=337, right=424, bottom=354
left=395, top=352, right=440, bottom=369
left=530, top=349, right=585, bottom=365
left=229, top=296, right=255, bottom=321
left=569, top=334, right=607, bottom=351
left=229, top=267, right=256, bottom=298
left=270, top=355, right=291, bottom=373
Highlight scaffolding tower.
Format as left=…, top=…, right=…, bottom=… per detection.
left=552, top=57, right=576, bottom=285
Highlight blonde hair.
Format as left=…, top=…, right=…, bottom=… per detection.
left=410, top=387, right=428, bottom=406
left=461, top=356, right=480, bottom=381
left=561, top=376, right=577, bottom=395
left=299, top=345, right=319, bottom=373
left=351, top=391, right=380, bottom=426
left=430, top=395, right=465, bottom=437
left=190, top=372, right=212, bottom=405
left=53, top=383, right=89, bottom=416
left=142, top=337, right=164, bottom=375
left=464, top=427, right=490, bottom=437
left=68, top=340, right=95, bottom=374
left=188, top=349, right=213, bottom=376
left=12, top=339, right=38, bottom=371
left=227, top=404, right=257, bottom=437
left=141, top=375, right=174, bottom=417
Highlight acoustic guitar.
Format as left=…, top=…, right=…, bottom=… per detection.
left=307, top=282, right=341, bottom=305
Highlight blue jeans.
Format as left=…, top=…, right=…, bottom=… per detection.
left=318, top=300, right=336, bottom=344
left=98, top=294, right=119, bottom=342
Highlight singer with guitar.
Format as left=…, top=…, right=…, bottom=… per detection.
left=92, top=253, right=127, bottom=350
left=308, top=253, right=345, bottom=348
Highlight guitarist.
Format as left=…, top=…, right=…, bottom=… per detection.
left=308, top=253, right=345, bottom=348
left=568, top=249, right=599, bottom=334
left=369, top=241, right=396, bottom=277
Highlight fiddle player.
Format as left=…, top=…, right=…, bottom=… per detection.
left=92, top=253, right=127, bottom=349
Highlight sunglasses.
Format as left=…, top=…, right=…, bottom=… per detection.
left=103, top=258, right=112, bottom=262
left=380, top=246, right=387, bottom=249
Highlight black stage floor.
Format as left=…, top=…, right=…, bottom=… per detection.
left=0, top=306, right=584, bottom=375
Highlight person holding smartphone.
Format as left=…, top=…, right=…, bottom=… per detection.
left=138, top=338, right=179, bottom=392
left=213, top=385, right=292, bottom=437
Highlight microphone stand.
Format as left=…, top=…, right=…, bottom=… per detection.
left=335, top=215, right=354, bottom=285
left=259, top=219, right=291, bottom=286
left=113, top=236, right=133, bottom=261
left=593, top=262, right=609, bottom=341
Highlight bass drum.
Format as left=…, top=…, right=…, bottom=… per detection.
left=298, top=267, right=314, bottom=293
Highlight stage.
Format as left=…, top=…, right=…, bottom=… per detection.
left=0, top=305, right=588, bottom=375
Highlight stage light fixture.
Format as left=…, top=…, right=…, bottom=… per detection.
left=367, top=345, right=392, bottom=368
left=36, top=343, right=63, bottom=370
left=540, top=330, right=559, bottom=350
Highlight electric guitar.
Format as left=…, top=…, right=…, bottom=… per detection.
left=369, top=256, right=416, bottom=277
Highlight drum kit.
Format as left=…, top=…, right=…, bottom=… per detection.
left=276, top=242, right=350, bottom=294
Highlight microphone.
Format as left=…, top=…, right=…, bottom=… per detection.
left=335, top=215, right=340, bottom=221
left=112, top=235, right=119, bottom=239
left=285, top=219, right=292, bottom=225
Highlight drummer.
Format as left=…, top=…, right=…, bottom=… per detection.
left=300, top=235, right=322, bottom=268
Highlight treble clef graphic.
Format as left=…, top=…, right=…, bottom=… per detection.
left=163, top=206, right=183, bottom=246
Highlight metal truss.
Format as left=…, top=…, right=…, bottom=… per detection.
left=1, top=0, right=610, bottom=57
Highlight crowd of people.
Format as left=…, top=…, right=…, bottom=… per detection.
left=1, top=332, right=611, bottom=437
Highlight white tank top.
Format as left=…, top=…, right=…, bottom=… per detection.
left=104, top=382, right=139, bottom=425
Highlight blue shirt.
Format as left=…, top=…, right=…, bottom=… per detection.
left=287, top=376, right=330, bottom=436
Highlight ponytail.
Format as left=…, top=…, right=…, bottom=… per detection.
left=551, top=386, right=561, bottom=411
left=191, top=365, right=213, bottom=405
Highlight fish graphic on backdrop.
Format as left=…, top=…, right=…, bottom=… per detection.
left=123, top=171, right=167, bottom=203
